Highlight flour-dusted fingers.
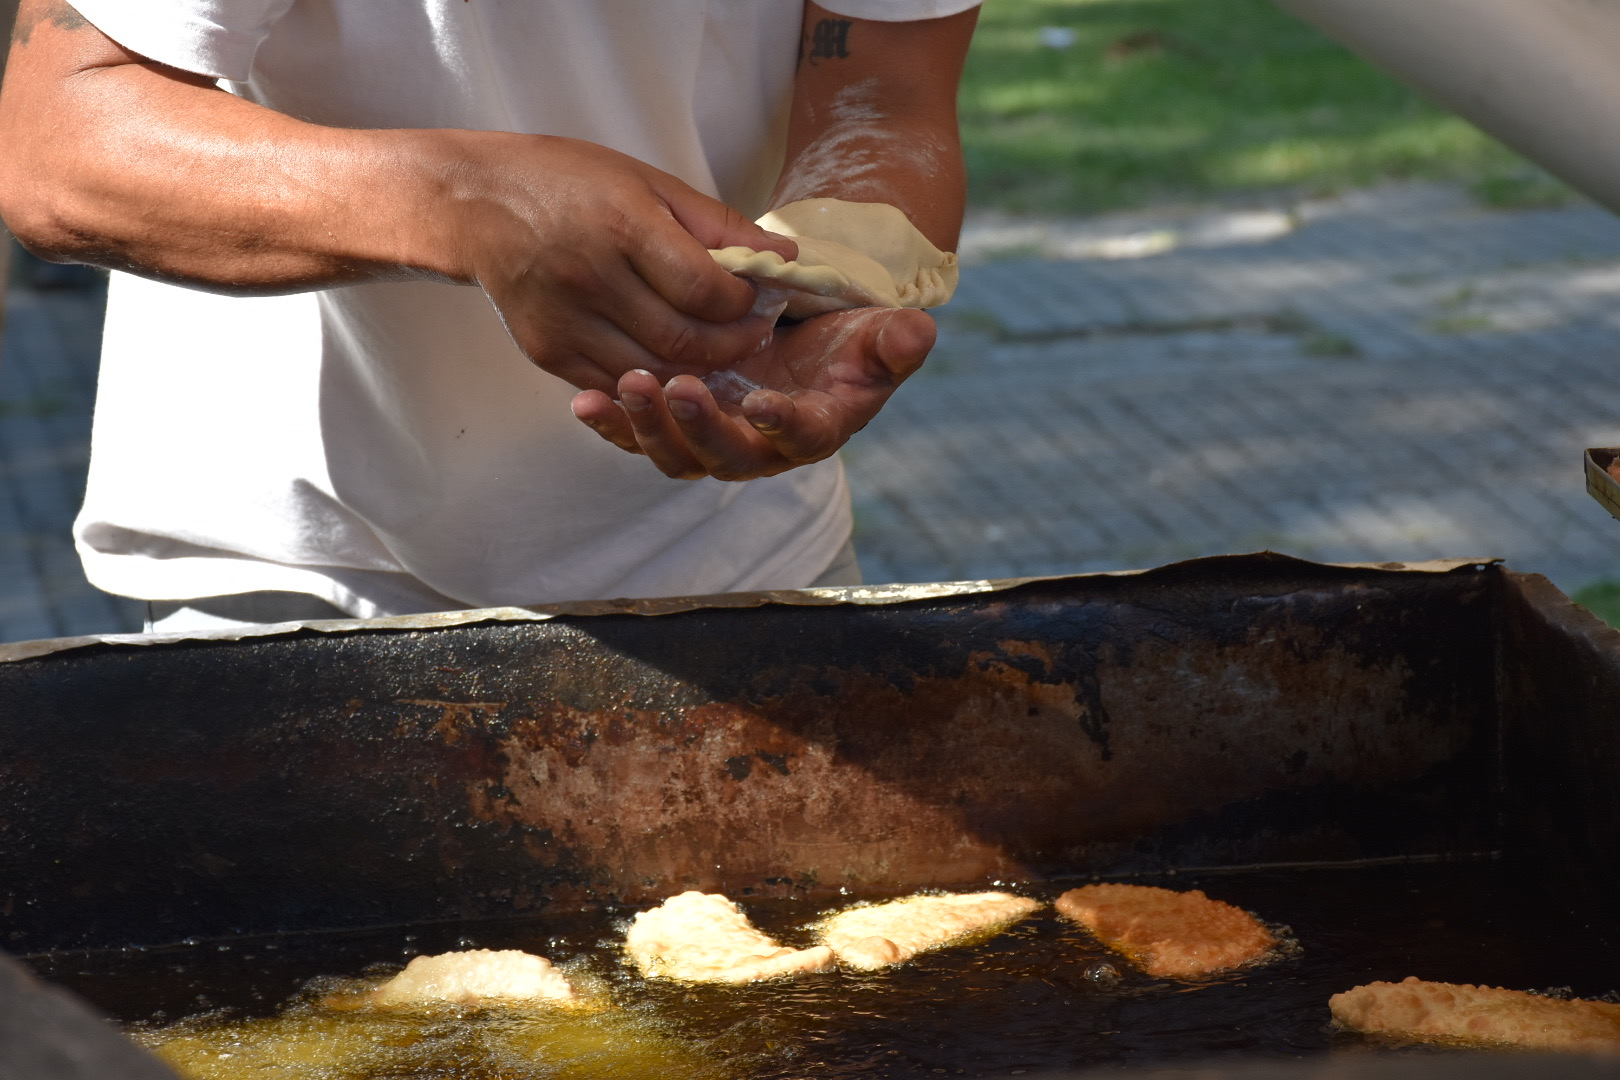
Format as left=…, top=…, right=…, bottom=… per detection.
left=584, top=307, right=940, bottom=479
left=867, top=306, right=935, bottom=385
left=602, top=287, right=779, bottom=374
left=616, top=369, right=708, bottom=480
left=661, top=375, right=787, bottom=481
left=494, top=284, right=770, bottom=395
left=733, top=306, right=934, bottom=462
left=742, top=389, right=843, bottom=464
left=632, top=189, right=798, bottom=326
left=594, top=183, right=791, bottom=371
left=528, top=330, right=666, bottom=399
left=569, top=389, right=644, bottom=455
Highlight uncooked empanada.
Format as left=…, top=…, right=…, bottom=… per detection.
left=710, top=198, right=959, bottom=320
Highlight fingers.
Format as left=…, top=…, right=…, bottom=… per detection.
left=569, top=389, right=642, bottom=455
left=569, top=307, right=939, bottom=481
left=659, top=182, right=799, bottom=262
left=503, top=294, right=774, bottom=393
left=662, top=375, right=814, bottom=480
left=572, top=371, right=811, bottom=482
left=603, top=282, right=779, bottom=374
left=619, top=371, right=714, bottom=479
left=742, top=389, right=842, bottom=463
left=630, top=182, right=799, bottom=327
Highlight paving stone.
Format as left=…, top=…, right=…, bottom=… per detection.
left=854, top=186, right=1620, bottom=594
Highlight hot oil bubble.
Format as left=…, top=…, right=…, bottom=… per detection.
left=1084, top=961, right=1121, bottom=988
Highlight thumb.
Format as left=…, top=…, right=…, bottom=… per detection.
left=871, top=308, right=936, bottom=384
left=662, top=185, right=799, bottom=262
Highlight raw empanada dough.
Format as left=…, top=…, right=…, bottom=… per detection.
left=710, top=198, right=959, bottom=320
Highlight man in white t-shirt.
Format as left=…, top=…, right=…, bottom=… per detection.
left=0, top=0, right=978, bottom=628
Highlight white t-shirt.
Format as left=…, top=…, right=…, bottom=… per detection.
left=70, top=0, right=975, bottom=617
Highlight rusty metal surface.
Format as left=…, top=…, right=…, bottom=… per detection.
left=1585, top=447, right=1620, bottom=523
left=0, top=554, right=1506, bottom=955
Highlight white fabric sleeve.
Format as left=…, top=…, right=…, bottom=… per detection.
left=815, top=0, right=981, bottom=22
left=69, top=0, right=295, bottom=81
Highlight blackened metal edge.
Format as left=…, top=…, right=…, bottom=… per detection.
left=1049, top=1051, right=1620, bottom=1079
left=1497, top=568, right=1620, bottom=887
left=0, top=553, right=1499, bottom=663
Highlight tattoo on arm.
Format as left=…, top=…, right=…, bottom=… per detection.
left=13, top=0, right=89, bottom=47
left=799, top=18, right=852, bottom=66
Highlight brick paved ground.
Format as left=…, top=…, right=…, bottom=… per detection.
left=2, top=182, right=1618, bottom=643
left=846, top=184, right=1620, bottom=590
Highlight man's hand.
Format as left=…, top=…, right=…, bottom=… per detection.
left=569, top=307, right=935, bottom=481
left=446, top=134, right=797, bottom=394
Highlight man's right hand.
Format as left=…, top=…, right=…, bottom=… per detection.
left=443, top=134, right=798, bottom=394
left=0, top=0, right=796, bottom=394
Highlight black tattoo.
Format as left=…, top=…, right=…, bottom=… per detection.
left=13, top=1, right=90, bottom=47
left=800, top=18, right=852, bottom=66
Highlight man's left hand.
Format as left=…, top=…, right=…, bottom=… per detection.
left=569, top=306, right=935, bottom=481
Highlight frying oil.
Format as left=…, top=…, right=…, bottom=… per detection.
left=28, top=860, right=1620, bottom=1079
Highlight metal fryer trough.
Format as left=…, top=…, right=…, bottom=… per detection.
left=3, top=552, right=1620, bottom=1079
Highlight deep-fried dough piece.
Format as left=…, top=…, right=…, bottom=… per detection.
left=625, top=891, right=834, bottom=984
left=367, top=949, right=575, bottom=1007
left=816, top=891, right=1041, bottom=970
left=1054, top=883, right=1276, bottom=978
left=1331, top=977, right=1620, bottom=1051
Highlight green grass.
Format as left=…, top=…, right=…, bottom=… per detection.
left=1574, top=579, right=1620, bottom=630
left=960, top=0, right=1569, bottom=214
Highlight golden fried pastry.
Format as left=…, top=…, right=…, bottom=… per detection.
left=368, top=949, right=575, bottom=1007
left=816, top=891, right=1042, bottom=970
left=625, top=891, right=834, bottom=984
left=1331, top=977, right=1620, bottom=1051
left=1054, top=883, right=1275, bottom=978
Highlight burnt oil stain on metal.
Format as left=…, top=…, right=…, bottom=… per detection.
left=0, top=555, right=1529, bottom=955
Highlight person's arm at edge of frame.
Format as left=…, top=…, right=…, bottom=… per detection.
left=570, top=1, right=979, bottom=481
left=0, top=0, right=798, bottom=394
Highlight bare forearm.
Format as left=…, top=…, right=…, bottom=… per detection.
left=0, top=10, right=467, bottom=293
left=773, top=123, right=966, bottom=251
left=770, top=4, right=977, bottom=250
